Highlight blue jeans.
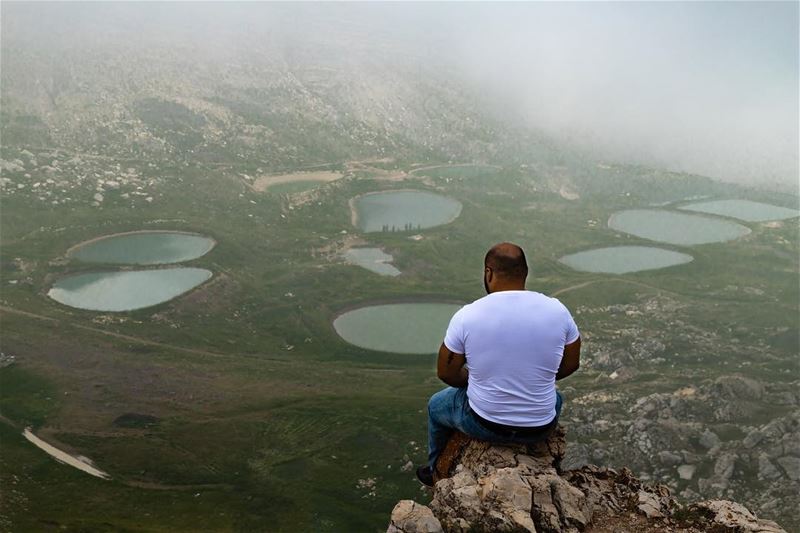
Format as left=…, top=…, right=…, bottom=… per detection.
left=427, top=387, right=562, bottom=469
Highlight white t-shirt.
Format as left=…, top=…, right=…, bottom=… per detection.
left=443, top=290, right=580, bottom=427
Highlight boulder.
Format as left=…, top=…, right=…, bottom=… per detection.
left=677, top=464, right=696, bottom=480
left=387, top=500, right=443, bottom=533
left=699, top=428, right=721, bottom=450
left=712, top=376, right=765, bottom=400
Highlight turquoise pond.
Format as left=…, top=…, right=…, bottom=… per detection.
left=69, top=231, right=215, bottom=265
left=48, top=268, right=212, bottom=311
left=608, top=209, right=750, bottom=245
left=333, top=303, right=461, bottom=354
left=343, top=248, right=401, bottom=277
left=352, top=191, right=462, bottom=233
left=559, top=246, right=693, bottom=274
left=679, top=199, right=799, bottom=222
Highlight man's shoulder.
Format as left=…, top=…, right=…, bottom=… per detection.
left=471, top=291, right=571, bottom=316
left=524, top=290, right=571, bottom=310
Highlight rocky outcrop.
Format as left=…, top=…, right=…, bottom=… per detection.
left=560, top=375, right=799, bottom=528
left=387, top=426, right=786, bottom=532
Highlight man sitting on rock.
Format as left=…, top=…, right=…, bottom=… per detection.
left=417, top=242, right=581, bottom=486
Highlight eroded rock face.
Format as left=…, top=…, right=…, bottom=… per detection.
left=387, top=426, right=787, bottom=533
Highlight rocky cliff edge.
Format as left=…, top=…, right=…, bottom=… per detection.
left=387, top=426, right=786, bottom=533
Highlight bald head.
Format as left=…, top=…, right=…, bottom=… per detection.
left=484, top=242, right=528, bottom=281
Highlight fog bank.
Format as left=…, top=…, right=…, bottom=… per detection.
left=440, top=2, right=798, bottom=191
left=3, top=2, right=797, bottom=191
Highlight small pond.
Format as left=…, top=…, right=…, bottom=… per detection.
left=608, top=209, right=750, bottom=245
left=344, top=248, right=401, bottom=277
left=48, top=268, right=212, bottom=312
left=352, top=191, right=462, bottom=233
left=679, top=199, right=799, bottom=222
left=68, top=231, right=215, bottom=265
left=333, top=302, right=461, bottom=354
left=559, top=246, right=693, bottom=274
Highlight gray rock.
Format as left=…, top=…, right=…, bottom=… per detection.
left=690, top=500, right=786, bottom=532
left=480, top=468, right=535, bottom=532
left=781, top=432, right=800, bottom=456
left=714, top=453, right=737, bottom=481
left=742, top=428, right=764, bottom=449
left=432, top=466, right=536, bottom=532
left=387, top=500, right=443, bottom=533
left=528, top=474, right=562, bottom=532
left=757, top=454, right=782, bottom=481
left=681, top=450, right=699, bottom=464
left=764, top=442, right=785, bottom=460
left=677, top=464, right=696, bottom=480
left=697, top=477, right=715, bottom=495
left=712, top=376, right=764, bottom=400
left=480, top=468, right=531, bottom=512
left=637, top=490, right=665, bottom=518
left=699, top=429, right=722, bottom=449
left=776, top=456, right=800, bottom=481
left=760, top=418, right=787, bottom=440
left=434, top=469, right=481, bottom=514
left=562, top=442, right=590, bottom=470
left=658, top=450, right=683, bottom=466
left=551, top=475, right=591, bottom=529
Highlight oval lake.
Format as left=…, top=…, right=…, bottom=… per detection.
left=559, top=246, right=693, bottom=274
left=608, top=209, right=750, bottom=245
left=333, top=303, right=461, bottom=354
left=679, top=199, right=800, bottom=222
left=352, top=191, right=462, bottom=233
left=48, top=268, right=212, bottom=312
left=69, top=231, right=215, bottom=265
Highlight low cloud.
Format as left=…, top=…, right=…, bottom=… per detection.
left=441, top=2, right=798, bottom=191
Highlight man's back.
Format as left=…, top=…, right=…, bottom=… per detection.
left=418, top=242, right=581, bottom=486
left=444, top=290, right=579, bottom=427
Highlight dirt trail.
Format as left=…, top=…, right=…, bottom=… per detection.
left=17, top=423, right=233, bottom=490
left=408, top=163, right=502, bottom=175
left=251, top=170, right=343, bottom=192
left=23, top=427, right=110, bottom=479
left=552, top=278, right=684, bottom=298
left=124, top=480, right=234, bottom=491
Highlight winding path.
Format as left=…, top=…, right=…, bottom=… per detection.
left=551, top=277, right=685, bottom=298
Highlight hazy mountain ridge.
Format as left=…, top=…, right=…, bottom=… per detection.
left=1, top=17, right=515, bottom=170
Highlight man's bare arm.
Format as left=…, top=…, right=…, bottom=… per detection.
left=437, top=343, right=468, bottom=388
left=556, top=336, right=581, bottom=381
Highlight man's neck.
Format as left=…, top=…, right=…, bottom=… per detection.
left=490, top=283, right=526, bottom=293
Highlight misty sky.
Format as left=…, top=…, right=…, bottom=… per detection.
left=431, top=2, right=798, bottom=191
left=2, top=1, right=798, bottom=192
